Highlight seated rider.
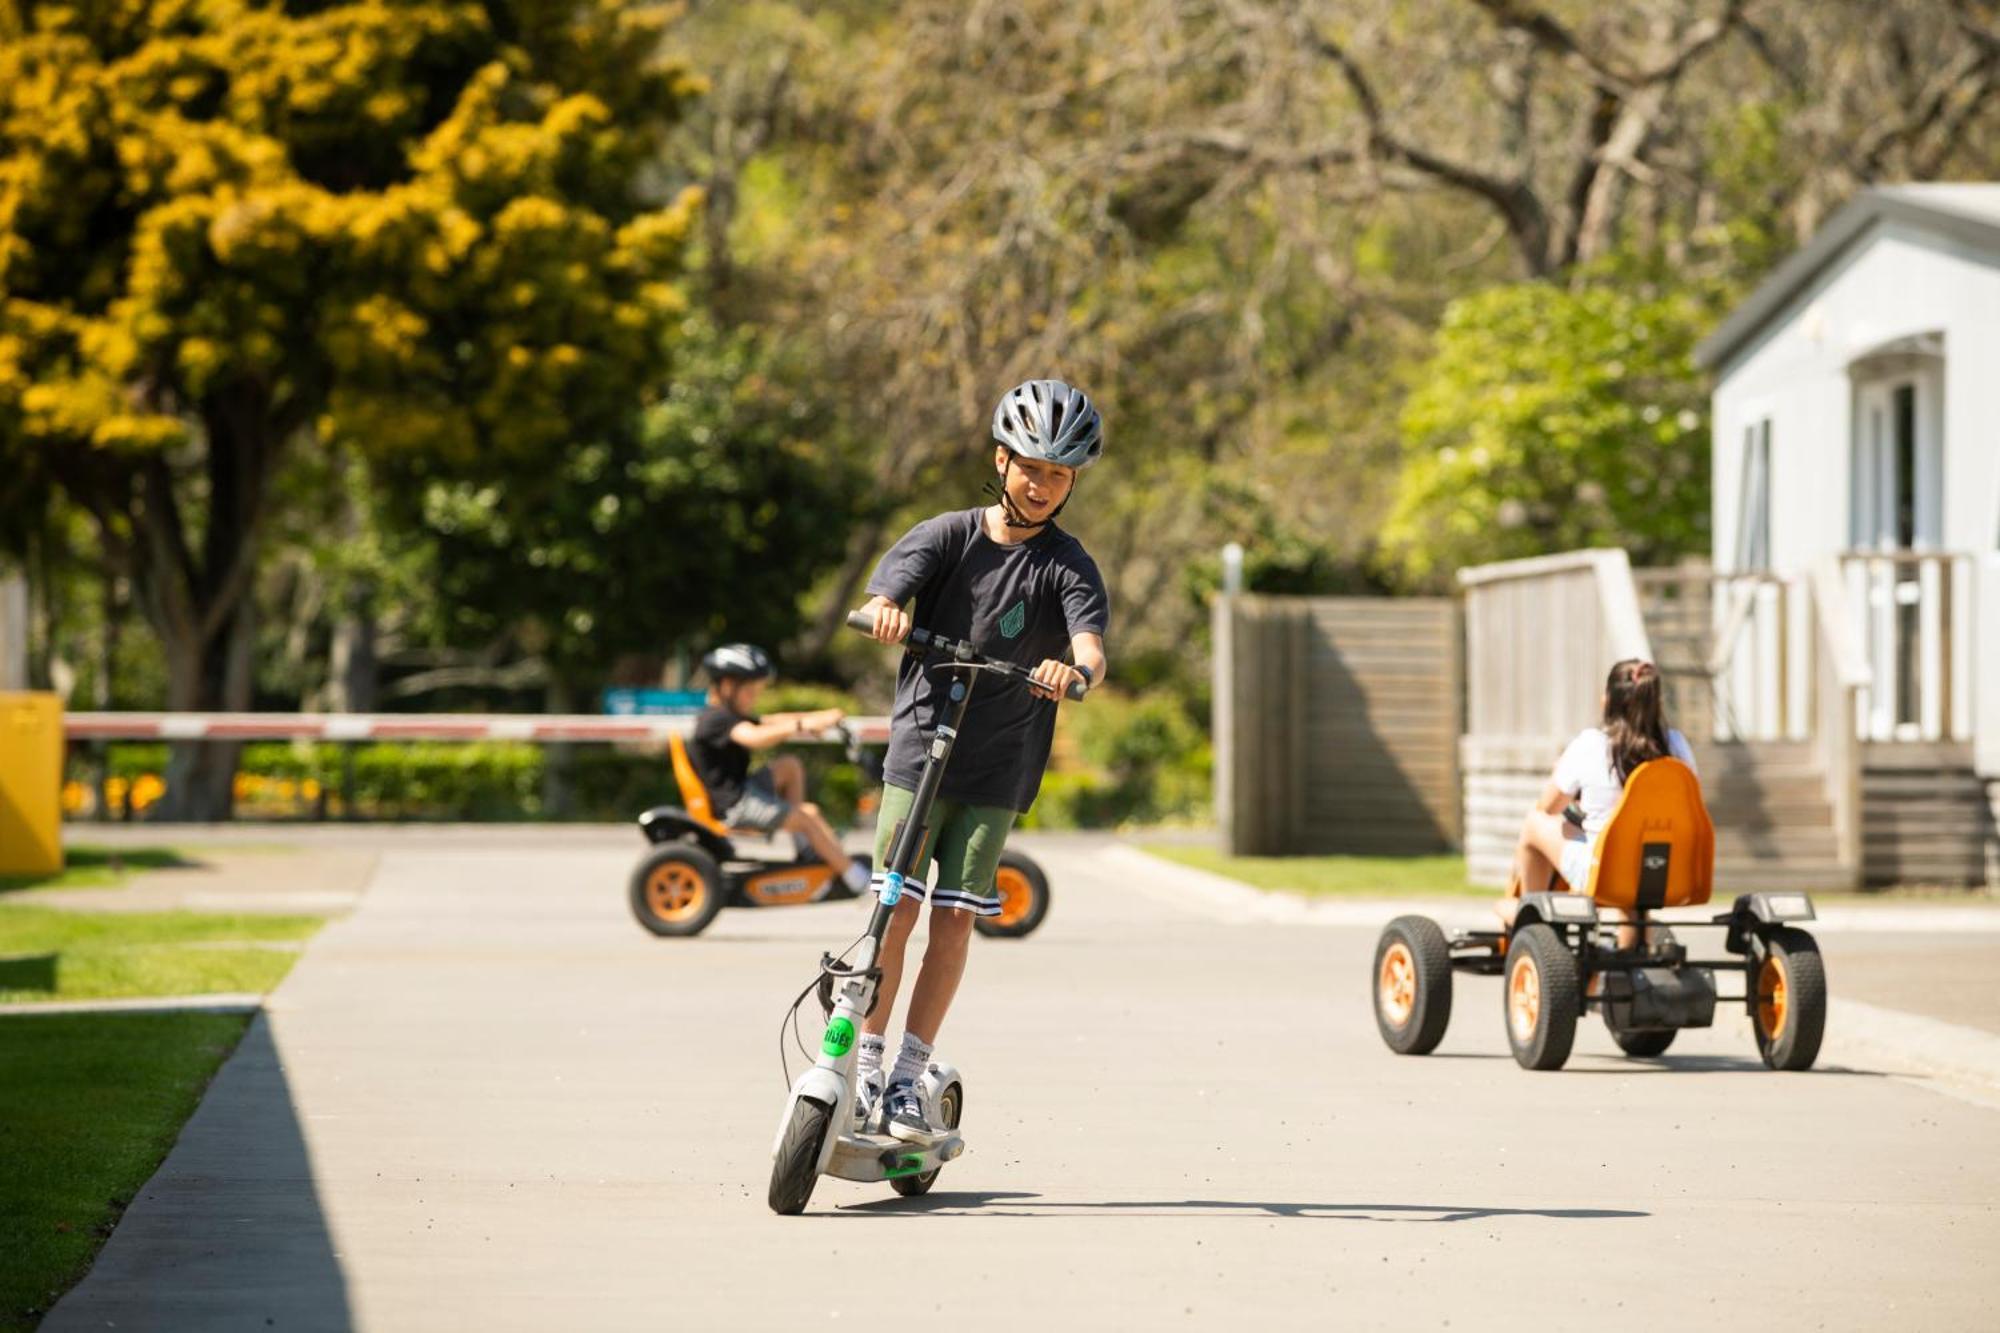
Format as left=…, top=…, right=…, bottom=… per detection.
left=1506, top=658, right=1698, bottom=941
left=688, top=643, right=873, bottom=896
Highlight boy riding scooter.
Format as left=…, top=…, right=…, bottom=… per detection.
left=852, top=378, right=1111, bottom=1143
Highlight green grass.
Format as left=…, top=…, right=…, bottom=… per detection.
left=0, top=905, right=325, bottom=1003
left=0, top=1011, right=253, bottom=1332
left=0, top=846, right=202, bottom=894
left=1138, top=844, right=1488, bottom=897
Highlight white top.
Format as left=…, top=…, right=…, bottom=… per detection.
left=1551, top=727, right=1697, bottom=841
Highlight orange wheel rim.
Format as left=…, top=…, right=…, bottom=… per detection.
left=1508, top=955, right=1541, bottom=1042
left=1378, top=942, right=1416, bottom=1027
left=646, top=863, right=707, bottom=922
left=993, top=867, right=1034, bottom=927
left=1758, top=955, right=1788, bottom=1041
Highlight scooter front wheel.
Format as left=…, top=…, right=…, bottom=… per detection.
left=769, top=1097, right=833, bottom=1215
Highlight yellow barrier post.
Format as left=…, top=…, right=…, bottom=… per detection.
left=0, top=692, right=64, bottom=876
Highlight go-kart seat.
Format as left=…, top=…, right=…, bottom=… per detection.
left=1557, top=757, right=1714, bottom=912
left=666, top=732, right=735, bottom=838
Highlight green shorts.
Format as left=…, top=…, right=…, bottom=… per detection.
left=871, top=784, right=1017, bottom=917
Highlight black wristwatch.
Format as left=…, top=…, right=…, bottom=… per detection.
left=1073, top=664, right=1095, bottom=689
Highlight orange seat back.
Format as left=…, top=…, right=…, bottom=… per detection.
left=1585, top=758, right=1714, bottom=911
left=667, top=734, right=728, bottom=835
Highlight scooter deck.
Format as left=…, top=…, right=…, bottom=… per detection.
left=827, top=1129, right=965, bottom=1183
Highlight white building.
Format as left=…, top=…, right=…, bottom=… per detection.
left=1696, top=183, right=2000, bottom=884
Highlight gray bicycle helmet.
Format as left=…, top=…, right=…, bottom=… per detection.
left=991, top=379, right=1103, bottom=469
left=701, top=643, right=772, bottom=681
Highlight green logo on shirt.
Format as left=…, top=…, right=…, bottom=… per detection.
left=999, top=600, right=1026, bottom=639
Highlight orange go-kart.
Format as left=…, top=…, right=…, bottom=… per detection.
left=627, top=726, right=1051, bottom=940
left=1372, top=757, right=1827, bottom=1072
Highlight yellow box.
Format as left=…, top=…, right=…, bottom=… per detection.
left=0, top=692, right=63, bottom=877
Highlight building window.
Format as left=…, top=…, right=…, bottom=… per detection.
left=1736, top=417, right=1771, bottom=570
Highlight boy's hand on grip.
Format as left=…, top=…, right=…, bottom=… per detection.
left=862, top=597, right=910, bottom=644
left=1028, top=659, right=1085, bottom=702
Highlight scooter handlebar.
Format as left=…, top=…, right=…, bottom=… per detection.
left=844, top=609, right=1088, bottom=701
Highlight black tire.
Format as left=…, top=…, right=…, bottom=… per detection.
left=768, top=1097, right=832, bottom=1215
left=1504, top=923, right=1581, bottom=1071
left=1753, top=927, right=1827, bottom=1071
left=889, top=1081, right=962, bottom=1198
left=1372, top=916, right=1453, bottom=1055
left=975, top=851, right=1050, bottom=939
left=1605, top=1013, right=1678, bottom=1058
left=629, top=844, right=726, bottom=937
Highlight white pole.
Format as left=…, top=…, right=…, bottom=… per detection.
left=0, top=570, right=27, bottom=691
left=1221, top=542, right=1244, bottom=600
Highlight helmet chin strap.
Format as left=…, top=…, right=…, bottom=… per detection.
left=984, top=454, right=1074, bottom=530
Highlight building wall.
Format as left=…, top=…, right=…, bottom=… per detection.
left=1710, top=221, right=2000, bottom=577
left=1708, top=223, right=2000, bottom=750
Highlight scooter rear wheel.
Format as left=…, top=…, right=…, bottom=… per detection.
left=768, top=1097, right=833, bottom=1215
left=890, top=1081, right=962, bottom=1198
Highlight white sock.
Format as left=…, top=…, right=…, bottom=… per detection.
left=857, top=1033, right=885, bottom=1081
left=890, top=1032, right=933, bottom=1087
left=842, top=861, right=872, bottom=892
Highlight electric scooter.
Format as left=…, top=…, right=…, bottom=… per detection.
left=766, top=611, right=1088, bottom=1215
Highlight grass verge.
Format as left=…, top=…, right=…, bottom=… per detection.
left=0, top=906, right=324, bottom=1003
left=0, top=1010, right=253, bottom=1332
left=1138, top=844, right=1488, bottom=897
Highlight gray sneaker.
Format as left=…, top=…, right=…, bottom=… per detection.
left=885, top=1080, right=940, bottom=1145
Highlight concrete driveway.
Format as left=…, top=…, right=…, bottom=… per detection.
left=43, top=828, right=2000, bottom=1330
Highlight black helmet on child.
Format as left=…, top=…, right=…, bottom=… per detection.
left=991, top=379, right=1103, bottom=470
left=701, top=643, right=773, bottom=681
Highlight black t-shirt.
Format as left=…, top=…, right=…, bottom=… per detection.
left=865, top=508, right=1109, bottom=812
left=689, top=704, right=756, bottom=812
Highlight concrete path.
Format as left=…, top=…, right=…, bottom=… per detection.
left=45, top=831, right=2000, bottom=1331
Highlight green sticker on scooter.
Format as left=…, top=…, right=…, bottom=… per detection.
left=821, top=1017, right=855, bottom=1057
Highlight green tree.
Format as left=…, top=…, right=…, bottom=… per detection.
left=403, top=315, right=864, bottom=697
left=1380, top=263, right=1715, bottom=586
left=0, top=0, right=702, bottom=816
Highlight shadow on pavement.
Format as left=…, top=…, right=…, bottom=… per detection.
left=835, top=1192, right=1648, bottom=1222
left=41, top=1016, right=352, bottom=1332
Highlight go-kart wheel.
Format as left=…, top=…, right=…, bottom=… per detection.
left=768, top=1097, right=832, bottom=1215
left=629, top=844, right=726, bottom=937
left=1604, top=1012, right=1677, bottom=1058
left=890, top=1080, right=962, bottom=1198
left=1373, top=916, right=1453, bottom=1055
left=1753, top=926, right=1826, bottom=1071
left=975, top=852, right=1049, bottom=939
left=1504, top=924, right=1580, bottom=1071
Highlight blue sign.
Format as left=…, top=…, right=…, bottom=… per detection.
left=601, top=688, right=706, bottom=716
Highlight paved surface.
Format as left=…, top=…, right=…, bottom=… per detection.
left=44, top=829, right=2000, bottom=1331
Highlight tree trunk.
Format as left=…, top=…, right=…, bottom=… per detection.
left=328, top=582, right=379, bottom=713
left=144, top=395, right=283, bottom=821
left=540, top=675, right=576, bottom=819
left=158, top=591, right=257, bottom=821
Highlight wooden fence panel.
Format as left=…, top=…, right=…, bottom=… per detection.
left=1216, top=595, right=1459, bottom=856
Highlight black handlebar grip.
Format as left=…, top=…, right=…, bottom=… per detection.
left=844, top=609, right=876, bottom=633
left=1065, top=677, right=1088, bottom=702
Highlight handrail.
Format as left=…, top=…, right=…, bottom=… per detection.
left=1809, top=559, right=1872, bottom=690
left=1456, top=547, right=1625, bottom=589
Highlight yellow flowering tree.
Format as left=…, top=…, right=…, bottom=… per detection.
left=0, top=0, right=702, bottom=816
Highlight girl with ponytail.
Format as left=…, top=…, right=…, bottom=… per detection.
left=1506, top=659, right=1698, bottom=911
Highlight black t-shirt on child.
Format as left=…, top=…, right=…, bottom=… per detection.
left=865, top=507, right=1109, bottom=813
left=689, top=704, right=756, bottom=812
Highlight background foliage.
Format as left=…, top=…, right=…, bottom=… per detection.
left=8, top=0, right=1999, bottom=821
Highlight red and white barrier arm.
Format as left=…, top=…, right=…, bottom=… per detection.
left=62, top=712, right=894, bottom=746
